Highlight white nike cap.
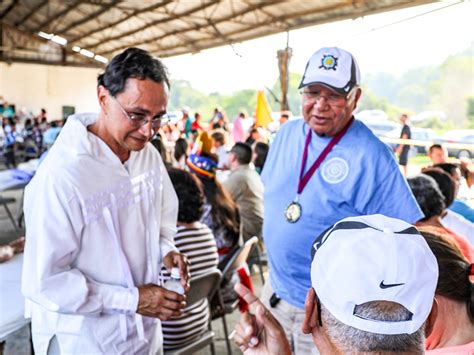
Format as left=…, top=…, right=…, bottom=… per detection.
left=310, top=214, right=438, bottom=335
left=299, top=47, right=360, bottom=94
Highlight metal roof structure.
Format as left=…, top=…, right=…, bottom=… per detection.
left=0, top=0, right=434, bottom=68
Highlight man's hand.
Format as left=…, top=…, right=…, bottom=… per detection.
left=232, top=283, right=291, bottom=355
left=137, top=284, right=186, bottom=320
left=163, top=251, right=191, bottom=291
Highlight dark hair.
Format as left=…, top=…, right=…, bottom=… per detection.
left=428, top=144, right=443, bottom=154
left=150, top=135, right=168, bottom=165
left=421, top=167, right=455, bottom=207
left=197, top=175, right=240, bottom=245
left=211, top=131, right=225, bottom=145
left=419, top=228, right=474, bottom=323
left=254, top=142, right=269, bottom=170
left=97, top=47, right=170, bottom=97
left=168, top=168, right=204, bottom=223
left=231, top=142, right=252, bottom=165
left=433, top=163, right=460, bottom=177
left=407, top=174, right=445, bottom=220
left=174, top=138, right=188, bottom=162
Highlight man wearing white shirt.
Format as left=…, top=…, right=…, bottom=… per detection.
left=22, top=48, right=190, bottom=355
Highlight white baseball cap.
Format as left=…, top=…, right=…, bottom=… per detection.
left=299, top=47, right=361, bottom=94
left=310, top=214, right=438, bottom=335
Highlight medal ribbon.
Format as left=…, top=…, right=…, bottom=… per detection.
left=297, top=117, right=354, bottom=194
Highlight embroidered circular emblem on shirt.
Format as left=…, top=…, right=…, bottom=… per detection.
left=321, top=157, right=349, bottom=184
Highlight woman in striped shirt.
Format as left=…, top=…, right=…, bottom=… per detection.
left=161, top=168, right=219, bottom=350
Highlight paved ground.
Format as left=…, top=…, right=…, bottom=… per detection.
left=0, top=188, right=267, bottom=354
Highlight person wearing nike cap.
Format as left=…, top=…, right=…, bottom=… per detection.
left=260, top=46, right=423, bottom=352
left=233, top=214, right=439, bottom=354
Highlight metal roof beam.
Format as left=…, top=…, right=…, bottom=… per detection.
left=30, top=1, right=82, bottom=33
left=56, top=0, right=121, bottom=35
left=98, top=1, right=276, bottom=56
left=68, top=1, right=172, bottom=45
left=0, top=0, right=19, bottom=21
left=88, top=0, right=219, bottom=51
left=14, top=0, right=47, bottom=27
left=151, top=3, right=348, bottom=56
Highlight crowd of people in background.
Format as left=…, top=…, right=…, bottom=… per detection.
left=0, top=108, right=63, bottom=168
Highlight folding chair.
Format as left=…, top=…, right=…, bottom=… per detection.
left=212, top=236, right=259, bottom=355
left=0, top=196, right=18, bottom=231
left=164, top=269, right=222, bottom=355
left=246, top=235, right=266, bottom=284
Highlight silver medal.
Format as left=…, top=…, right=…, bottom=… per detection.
left=285, top=201, right=302, bottom=223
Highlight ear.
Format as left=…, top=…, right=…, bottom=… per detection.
left=425, top=297, right=438, bottom=338
left=301, top=288, right=318, bottom=334
left=97, top=85, right=109, bottom=111
left=352, top=87, right=362, bottom=111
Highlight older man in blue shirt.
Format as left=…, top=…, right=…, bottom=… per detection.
left=260, top=47, right=423, bottom=354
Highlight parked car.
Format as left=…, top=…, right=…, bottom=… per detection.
left=355, top=109, right=389, bottom=121
left=439, top=130, right=474, bottom=159
left=359, top=119, right=401, bottom=138
left=386, top=127, right=439, bottom=154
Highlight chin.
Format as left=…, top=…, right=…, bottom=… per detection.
left=309, top=125, right=330, bottom=137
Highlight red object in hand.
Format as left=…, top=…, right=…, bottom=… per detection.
left=237, top=265, right=254, bottom=312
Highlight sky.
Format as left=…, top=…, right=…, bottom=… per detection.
left=163, top=0, right=474, bottom=95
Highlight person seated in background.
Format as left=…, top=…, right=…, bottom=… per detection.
left=434, top=163, right=474, bottom=222
left=161, top=168, right=219, bottom=351
left=428, top=144, right=448, bottom=165
left=172, top=137, right=188, bottom=169
left=211, top=131, right=228, bottom=169
left=186, top=132, right=240, bottom=262
left=245, top=128, right=261, bottom=145
left=407, top=173, right=474, bottom=261
left=150, top=134, right=171, bottom=168
left=252, top=142, right=269, bottom=175
left=223, top=143, right=263, bottom=243
left=421, top=167, right=474, bottom=245
left=187, top=132, right=241, bottom=308
left=419, top=228, right=474, bottom=354
left=42, top=120, right=62, bottom=149
left=233, top=214, right=439, bottom=354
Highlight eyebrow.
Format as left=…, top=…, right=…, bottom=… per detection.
left=127, top=106, right=167, bottom=117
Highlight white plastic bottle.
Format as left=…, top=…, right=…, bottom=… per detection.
left=163, top=267, right=185, bottom=295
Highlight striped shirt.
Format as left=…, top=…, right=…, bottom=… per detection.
left=161, top=223, right=219, bottom=350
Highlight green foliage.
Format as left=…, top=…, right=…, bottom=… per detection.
left=435, top=54, right=474, bottom=127
left=221, top=89, right=257, bottom=121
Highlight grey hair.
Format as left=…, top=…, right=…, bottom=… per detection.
left=321, top=301, right=425, bottom=353
left=407, top=174, right=445, bottom=221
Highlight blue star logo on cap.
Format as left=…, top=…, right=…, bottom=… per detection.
left=319, top=54, right=338, bottom=70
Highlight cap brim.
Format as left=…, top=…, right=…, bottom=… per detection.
left=298, top=81, right=349, bottom=95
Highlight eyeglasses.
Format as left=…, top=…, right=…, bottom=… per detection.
left=111, top=95, right=166, bottom=129
left=300, top=88, right=355, bottom=107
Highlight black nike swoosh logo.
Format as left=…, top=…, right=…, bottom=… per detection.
left=379, top=281, right=405, bottom=289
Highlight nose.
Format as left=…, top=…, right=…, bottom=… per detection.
left=138, top=120, right=155, bottom=140
left=312, top=96, right=330, bottom=110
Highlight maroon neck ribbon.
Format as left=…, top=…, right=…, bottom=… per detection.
left=297, top=117, right=354, bottom=194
